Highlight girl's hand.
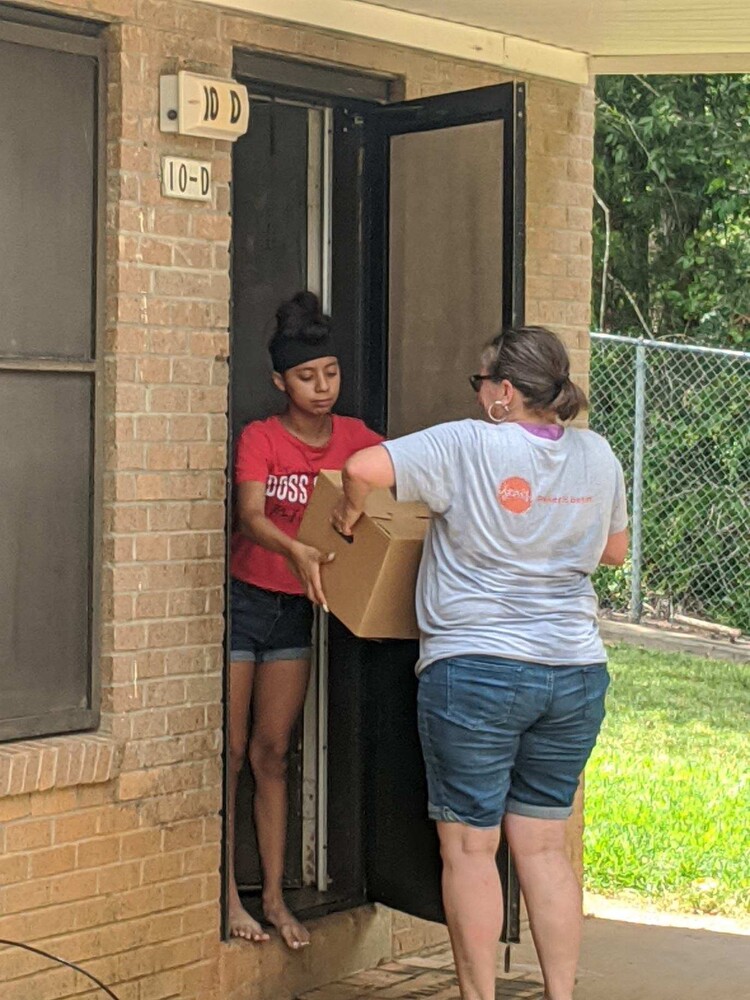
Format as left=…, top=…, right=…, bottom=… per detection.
left=287, top=542, right=334, bottom=609
left=331, top=498, right=363, bottom=538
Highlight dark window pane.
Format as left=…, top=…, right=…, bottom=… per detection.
left=388, top=121, right=504, bottom=436
left=0, top=40, right=96, bottom=360
left=0, top=372, right=93, bottom=727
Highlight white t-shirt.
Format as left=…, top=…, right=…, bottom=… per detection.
left=383, top=421, right=628, bottom=673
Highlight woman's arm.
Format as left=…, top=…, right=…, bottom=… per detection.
left=599, top=529, right=629, bottom=566
left=236, top=481, right=332, bottom=607
left=332, top=445, right=395, bottom=537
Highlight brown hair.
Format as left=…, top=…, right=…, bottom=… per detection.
left=481, top=326, right=588, bottom=422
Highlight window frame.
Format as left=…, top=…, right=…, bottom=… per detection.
left=0, top=14, right=106, bottom=741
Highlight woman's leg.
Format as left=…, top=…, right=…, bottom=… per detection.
left=227, top=658, right=269, bottom=942
left=437, top=821, right=502, bottom=1000
left=504, top=814, right=581, bottom=1000
left=249, top=656, right=311, bottom=950
left=502, top=665, right=610, bottom=999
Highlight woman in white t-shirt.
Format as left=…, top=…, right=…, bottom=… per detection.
left=331, top=326, right=628, bottom=1000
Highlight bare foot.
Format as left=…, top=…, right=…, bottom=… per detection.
left=229, top=895, right=270, bottom=943
left=263, top=897, right=310, bottom=950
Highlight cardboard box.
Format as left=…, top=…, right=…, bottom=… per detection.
left=297, top=471, right=431, bottom=639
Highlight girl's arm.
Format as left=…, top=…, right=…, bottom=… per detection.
left=332, top=445, right=395, bottom=537
left=236, top=481, right=332, bottom=607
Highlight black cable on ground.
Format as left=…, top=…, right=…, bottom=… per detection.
left=0, top=939, right=121, bottom=999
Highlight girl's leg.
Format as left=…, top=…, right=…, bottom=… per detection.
left=437, top=821, right=503, bottom=1000
left=227, top=658, right=269, bottom=942
left=503, top=814, right=581, bottom=1000
left=249, top=656, right=311, bottom=950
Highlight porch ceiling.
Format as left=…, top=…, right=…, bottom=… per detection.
left=200, top=0, right=750, bottom=83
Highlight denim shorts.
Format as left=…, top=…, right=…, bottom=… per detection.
left=417, top=655, right=610, bottom=827
left=230, top=578, right=313, bottom=664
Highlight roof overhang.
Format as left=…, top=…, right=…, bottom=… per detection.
left=198, top=0, right=750, bottom=85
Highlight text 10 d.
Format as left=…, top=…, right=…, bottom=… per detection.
left=161, top=156, right=212, bottom=202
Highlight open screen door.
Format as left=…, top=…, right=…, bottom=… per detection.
left=362, top=83, right=525, bottom=941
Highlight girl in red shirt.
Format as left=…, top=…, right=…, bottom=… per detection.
left=228, top=292, right=382, bottom=948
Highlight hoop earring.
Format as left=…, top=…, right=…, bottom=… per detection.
left=487, top=400, right=510, bottom=424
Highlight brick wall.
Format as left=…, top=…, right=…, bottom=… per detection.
left=0, top=3, right=594, bottom=999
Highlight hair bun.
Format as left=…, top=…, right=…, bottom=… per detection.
left=274, top=291, right=330, bottom=346
left=292, top=290, right=321, bottom=319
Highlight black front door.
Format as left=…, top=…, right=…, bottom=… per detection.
left=226, top=62, right=526, bottom=939
left=359, top=83, right=526, bottom=939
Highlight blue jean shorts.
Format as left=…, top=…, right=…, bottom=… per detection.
left=230, top=578, right=313, bottom=664
left=417, top=655, right=610, bottom=827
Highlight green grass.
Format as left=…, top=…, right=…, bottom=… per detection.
left=583, top=643, right=750, bottom=918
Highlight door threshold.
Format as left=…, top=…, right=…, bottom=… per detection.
left=240, top=886, right=367, bottom=924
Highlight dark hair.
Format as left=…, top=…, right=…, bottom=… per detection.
left=268, top=291, right=335, bottom=374
left=271, top=291, right=329, bottom=347
left=481, top=326, right=588, bottom=422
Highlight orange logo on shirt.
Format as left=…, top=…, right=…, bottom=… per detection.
left=498, top=477, right=532, bottom=514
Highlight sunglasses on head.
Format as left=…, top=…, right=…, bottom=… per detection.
left=469, top=374, right=499, bottom=392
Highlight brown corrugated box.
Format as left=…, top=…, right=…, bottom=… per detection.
left=297, top=471, right=431, bottom=639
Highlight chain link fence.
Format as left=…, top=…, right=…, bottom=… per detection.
left=589, top=332, right=750, bottom=633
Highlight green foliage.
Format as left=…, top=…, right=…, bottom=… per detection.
left=590, top=344, right=750, bottom=630
left=593, top=75, right=750, bottom=348
left=584, top=644, right=750, bottom=917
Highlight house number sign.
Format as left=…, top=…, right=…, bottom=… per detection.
left=160, top=71, right=250, bottom=141
left=161, top=156, right=212, bottom=202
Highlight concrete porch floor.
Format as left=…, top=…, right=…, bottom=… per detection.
left=297, top=909, right=750, bottom=1000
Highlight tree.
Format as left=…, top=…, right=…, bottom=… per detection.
left=593, top=75, right=750, bottom=348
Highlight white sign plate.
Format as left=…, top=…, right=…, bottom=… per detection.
left=161, top=156, right=212, bottom=202
left=160, top=72, right=250, bottom=142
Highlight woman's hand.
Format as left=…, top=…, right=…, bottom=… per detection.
left=286, top=541, right=334, bottom=609
left=331, top=498, right=364, bottom=539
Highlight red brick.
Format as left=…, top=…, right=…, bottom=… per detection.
left=189, top=502, right=225, bottom=530
left=168, top=588, right=209, bottom=616
left=168, top=301, right=213, bottom=329
left=146, top=621, right=187, bottom=649
left=98, top=860, right=142, bottom=896
left=113, top=622, right=147, bottom=651
left=172, top=242, right=213, bottom=269
left=0, top=853, right=29, bottom=885
left=170, top=415, right=209, bottom=441
left=6, top=818, right=52, bottom=853
left=173, top=358, right=213, bottom=385
left=77, top=836, right=121, bottom=869
left=189, top=387, right=227, bottom=413
left=149, top=386, right=191, bottom=413
left=151, top=207, right=192, bottom=238
left=130, top=710, right=168, bottom=740
left=147, top=444, right=189, bottom=470
left=165, top=707, right=205, bottom=737
left=138, top=357, right=172, bottom=384
left=115, top=383, right=148, bottom=412
left=168, top=533, right=211, bottom=560
left=135, top=591, right=170, bottom=618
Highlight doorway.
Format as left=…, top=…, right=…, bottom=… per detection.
left=228, top=55, right=394, bottom=923
left=226, top=52, right=525, bottom=936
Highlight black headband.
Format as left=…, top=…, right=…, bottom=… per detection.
left=270, top=334, right=338, bottom=374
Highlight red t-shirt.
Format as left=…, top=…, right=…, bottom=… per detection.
left=231, top=414, right=384, bottom=594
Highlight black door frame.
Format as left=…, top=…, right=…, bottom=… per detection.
left=225, top=51, right=396, bottom=937
left=225, top=54, right=526, bottom=944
